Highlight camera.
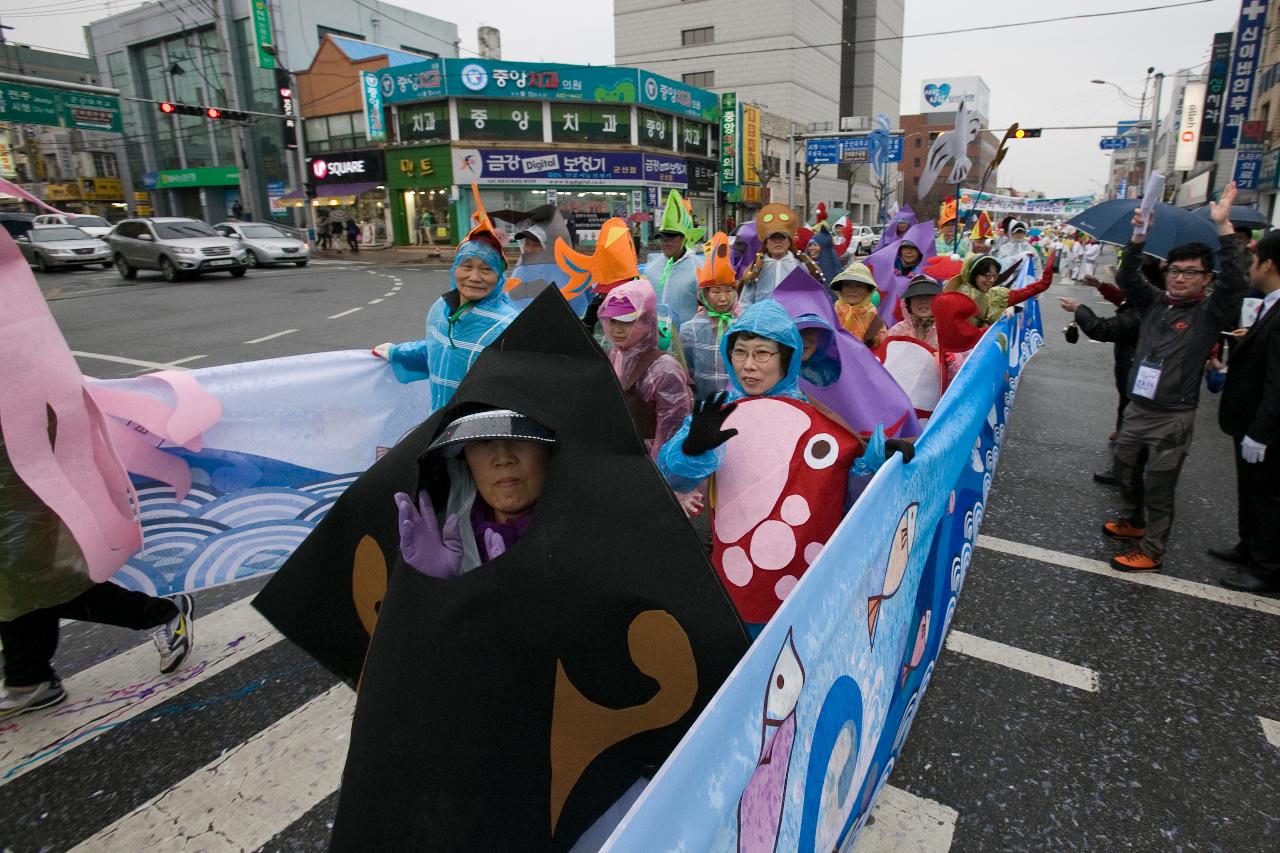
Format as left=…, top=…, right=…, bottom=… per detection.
left=1063, top=323, right=1079, bottom=344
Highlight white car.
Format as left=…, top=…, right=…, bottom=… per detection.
left=214, top=222, right=310, bottom=268
left=850, top=225, right=878, bottom=255
left=33, top=213, right=113, bottom=238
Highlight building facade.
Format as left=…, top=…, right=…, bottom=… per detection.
left=613, top=0, right=903, bottom=222
left=86, top=0, right=456, bottom=223
left=362, top=57, right=720, bottom=245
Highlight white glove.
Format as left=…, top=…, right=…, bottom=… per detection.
left=371, top=343, right=392, bottom=359
left=1242, top=435, right=1267, bottom=464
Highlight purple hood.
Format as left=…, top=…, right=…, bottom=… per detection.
left=773, top=268, right=922, bottom=438
left=865, top=220, right=936, bottom=324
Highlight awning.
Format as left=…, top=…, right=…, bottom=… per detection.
left=277, top=182, right=385, bottom=203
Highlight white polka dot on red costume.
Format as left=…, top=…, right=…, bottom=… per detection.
left=723, top=546, right=754, bottom=586
left=781, top=494, right=811, bottom=526
left=774, top=575, right=798, bottom=601
left=804, top=541, right=823, bottom=565
left=751, top=519, right=797, bottom=570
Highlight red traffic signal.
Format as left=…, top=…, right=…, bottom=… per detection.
left=160, top=101, right=176, bottom=114
left=156, top=101, right=249, bottom=121
left=206, top=107, right=221, bottom=119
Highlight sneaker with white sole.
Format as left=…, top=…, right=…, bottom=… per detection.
left=0, top=680, right=67, bottom=718
left=153, top=593, right=195, bottom=674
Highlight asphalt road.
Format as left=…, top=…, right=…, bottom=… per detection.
left=2, top=257, right=1277, bottom=851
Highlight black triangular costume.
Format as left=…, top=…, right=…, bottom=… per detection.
left=253, top=288, right=748, bottom=850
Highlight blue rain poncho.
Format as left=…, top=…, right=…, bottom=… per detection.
left=386, top=239, right=519, bottom=410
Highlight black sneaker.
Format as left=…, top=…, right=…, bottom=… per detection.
left=1092, top=471, right=1117, bottom=485
left=0, top=680, right=67, bottom=718
left=153, top=594, right=195, bottom=674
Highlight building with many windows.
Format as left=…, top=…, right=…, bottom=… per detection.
left=614, top=0, right=904, bottom=222
left=86, top=0, right=456, bottom=223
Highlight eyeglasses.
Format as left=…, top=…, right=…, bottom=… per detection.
left=730, top=348, right=780, bottom=365
left=1166, top=266, right=1209, bottom=280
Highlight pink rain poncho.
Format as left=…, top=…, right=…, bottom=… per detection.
left=599, top=280, right=693, bottom=460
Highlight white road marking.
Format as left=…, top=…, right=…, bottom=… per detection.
left=165, top=355, right=208, bottom=366
left=1261, top=717, right=1280, bottom=750
left=70, top=685, right=354, bottom=852
left=368, top=298, right=383, bottom=305
left=945, top=630, right=1098, bottom=693
left=978, top=536, right=1280, bottom=618
left=383, top=292, right=396, bottom=297
left=71, top=351, right=199, bottom=372
left=0, top=598, right=282, bottom=785
left=855, top=784, right=958, bottom=852
left=243, top=329, right=299, bottom=344
left=327, top=307, right=364, bottom=319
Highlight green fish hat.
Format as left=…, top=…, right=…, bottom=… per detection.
left=657, top=189, right=705, bottom=249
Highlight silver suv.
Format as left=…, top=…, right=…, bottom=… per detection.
left=107, top=217, right=248, bottom=282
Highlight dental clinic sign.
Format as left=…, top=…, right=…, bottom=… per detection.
left=306, top=151, right=386, bottom=185
left=1220, top=0, right=1268, bottom=150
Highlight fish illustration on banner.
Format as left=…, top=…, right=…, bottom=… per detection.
left=917, top=101, right=982, bottom=201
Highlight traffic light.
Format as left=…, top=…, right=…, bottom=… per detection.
left=156, top=102, right=250, bottom=121
left=1013, top=128, right=1043, bottom=139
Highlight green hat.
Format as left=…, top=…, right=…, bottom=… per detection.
left=657, top=189, right=705, bottom=248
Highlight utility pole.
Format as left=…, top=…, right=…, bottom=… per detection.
left=214, top=0, right=254, bottom=220
left=1146, top=73, right=1164, bottom=192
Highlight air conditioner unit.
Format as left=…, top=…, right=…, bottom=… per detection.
left=840, top=116, right=870, bottom=132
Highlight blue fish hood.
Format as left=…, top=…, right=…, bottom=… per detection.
left=720, top=300, right=806, bottom=401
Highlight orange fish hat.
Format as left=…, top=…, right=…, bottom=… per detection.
left=554, top=217, right=640, bottom=297
left=755, top=203, right=800, bottom=242
left=697, top=232, right=738, bottom=289
left=937, top=197, right=957, bottom=227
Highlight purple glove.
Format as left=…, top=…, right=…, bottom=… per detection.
left=394, top=490, right=463, bottom=578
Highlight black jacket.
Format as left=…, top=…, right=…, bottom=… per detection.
left=1075, top=302, right=1141, bottom=347
left=1219, top=295, right=1280, bottom=444
left=1117, top=239, right=1247, bottom=410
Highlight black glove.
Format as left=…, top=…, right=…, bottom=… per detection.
left=885, top=437, right=915, bottom=464
left=682, top=392, right=739, bottom=456
left=582, top=293, right=604, bottom=331
left=1064, top=323, right=1079, bottom=344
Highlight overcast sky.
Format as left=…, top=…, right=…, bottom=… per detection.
left=9, top=0, right=1242, bottom=196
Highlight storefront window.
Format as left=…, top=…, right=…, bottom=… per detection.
left=638, top=109, right=672, bottom=149
left=398, top=103, right=450, bottom=144
left=476, top=188, right=632, bottom=243
left=550, top=104, right=630, bottom=144
left=457, top=99, right=543, bottom=142
left=680, top=119, right=709, bottom=155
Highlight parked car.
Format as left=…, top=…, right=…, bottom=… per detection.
left=0, top=211, right=35, bottom=239
left=33, top=213, right=113, bottom=238
left=213, top=221, right=309, bottom=267
left=850, top=225, right=878, bottom=255
left=16, top=225, right=112, bottom=271
left=107, top=217, right=248, bottom=282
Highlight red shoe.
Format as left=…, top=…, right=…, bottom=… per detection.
left=1103, top=518, right=1146, bottom=539
left=1110, top=550, right=1162, bottom=573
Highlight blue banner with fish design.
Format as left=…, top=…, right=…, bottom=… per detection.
left=602, top=292, right=1044, bottom=850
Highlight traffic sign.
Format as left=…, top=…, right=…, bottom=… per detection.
left=1099, top=137, right=1128, bottom=150
left=806, top=135, right=903, bottom=165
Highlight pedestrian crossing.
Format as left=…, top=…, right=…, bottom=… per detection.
left=2, top=529, right=1277, bottom=851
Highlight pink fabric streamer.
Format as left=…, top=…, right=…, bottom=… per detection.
left=0, top=222, right=141, bottom=581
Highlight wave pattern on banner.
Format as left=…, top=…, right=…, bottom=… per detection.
left=604, top=291, right=1044, bottom=851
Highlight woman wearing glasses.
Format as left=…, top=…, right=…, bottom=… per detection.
left=657, top=300, right=914, bottom=636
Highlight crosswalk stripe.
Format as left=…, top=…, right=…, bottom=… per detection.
left=70, top=685, right=354, bottom=852
left=945, top=630, right=1098, bottom=693
left=855, top=784, right=958, bottom=852
left=1261, top=717, right=1280, bottom=750
left=977, top=535, right=1280, bottom=618
left=0, top=598, right=282, bottom=786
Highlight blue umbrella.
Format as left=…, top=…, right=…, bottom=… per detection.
left=1193, top=204, right=1268, bottom=231
left=1065, top=199, right=1220, bottom=260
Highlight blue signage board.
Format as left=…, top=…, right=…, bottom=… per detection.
left=361, top=71, right=386, bottom=142
left=451, top=147, right=687, bottom=187
left=377, top=58, right=446, bottom=104
left=448, top=59, right=638, bottom=104
left=1232, top=144, right=1265, bottom=189
left=806, top=136, right=904, bottom=165
left=1099, top=137, right=1128, bottom=150
left=638, top=70, right=719, bottom=122
left=1220, top=0, right=1268, bottom=149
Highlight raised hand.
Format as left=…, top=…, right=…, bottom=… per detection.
left=395, top=490, right=463, bottom=578
left=682, top=391, right=740, bottom=456
left=1209, top=182, right=1238, bottom=233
